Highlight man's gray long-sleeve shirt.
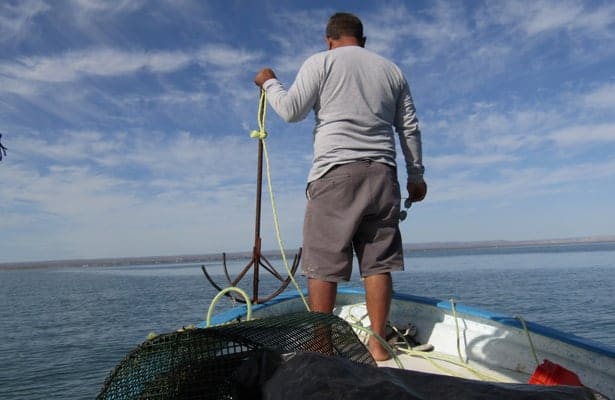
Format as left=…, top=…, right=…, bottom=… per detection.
left=263, top=45, right=424, bottom=183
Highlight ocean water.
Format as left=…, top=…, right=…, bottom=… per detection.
left=1, top=243, right=614, bottom=399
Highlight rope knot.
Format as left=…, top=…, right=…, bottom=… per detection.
left=250, top=129, right=267, bottom=140
left=249, top=89, right=268, bottom=140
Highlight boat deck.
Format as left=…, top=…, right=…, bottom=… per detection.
left=208, top=289, right=615, bottom=398
left=377, top=350, right=528, bottom=383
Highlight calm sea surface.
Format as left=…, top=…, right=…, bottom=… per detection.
left=1, top=243, right=614, bottom=399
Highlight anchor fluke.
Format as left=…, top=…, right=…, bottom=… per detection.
left=201, top=247, right=301, bottom=304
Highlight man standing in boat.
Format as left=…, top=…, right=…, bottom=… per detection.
left=254, top=12, right=426, bottom=361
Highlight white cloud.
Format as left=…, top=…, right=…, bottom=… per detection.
left=429, top=153, right=513, bottom=171
left=0, top=76, right=37, bottom=96
left=539, top=157, right=615, bottom=184
left=0, top=0, right=50, bottom=43
left=521, top=1, right=584, bottom=36
left=365, top=2, right=470, bottom=62
left=426, top=155, right=615, bottom=206
left=409, top=1, right=470, bottom=42
left=264, top=9, right=328, bottom=75
left=68, top=0, right=146, bottom=14
left=548, top=123, right=615, bottom=147
left=124, top=90, right=208, bottom=105
left=0, top=130, right=295, bottom=259
left=572, top=4, right=615, bottom=33
left=196, top=45, right=262, bottom=68
left=0, top=44, right=262, bottom=126
left=482, top=0, right=615, bottom=38
left=582, top=83, right=615, bottom=109
left=430, top=103, right=558, bottom=159
left=0, top=45, right=260, bottom=85
left=2, top=49, right=178, bottom=83
left=2, top=1, right=615, bottom=261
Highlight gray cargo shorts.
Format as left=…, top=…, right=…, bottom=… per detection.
left=301, top=159, right=404, bottom=282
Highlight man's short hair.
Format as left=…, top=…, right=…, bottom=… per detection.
left=326, top=12, right=363, bottom=40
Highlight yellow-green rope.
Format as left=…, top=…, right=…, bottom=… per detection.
left=251, top=89, right=310, bottom=311
left=206, top=286, right=253, bottom=327
left=450, top=298, right=467, bottom=364
left=516, top=314, right=540, bottom=367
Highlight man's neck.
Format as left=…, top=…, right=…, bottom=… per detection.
left=328, top=35, right=365, bottom=50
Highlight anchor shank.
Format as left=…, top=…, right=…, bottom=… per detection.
left=254, top=138, right=263, bottom=248
left=252, top=134, right=264, bottom=302
left=204, top=90, right=301, bottom=305
left=253, top=239, right=261, bottom=302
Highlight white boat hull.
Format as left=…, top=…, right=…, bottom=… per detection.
left=206, top=287, right=615, bottom=398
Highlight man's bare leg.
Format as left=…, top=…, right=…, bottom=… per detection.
left=308, top=278, right=337, bottom=313
left=364, top=272, right=392, bottom=361
left=307, top=278, right=337, bottom=354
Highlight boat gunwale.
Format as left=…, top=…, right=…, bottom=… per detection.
left=203, top=287, right=615, bottom=359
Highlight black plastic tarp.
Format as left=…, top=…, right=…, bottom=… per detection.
left=257, top=352, right=597, bottom=400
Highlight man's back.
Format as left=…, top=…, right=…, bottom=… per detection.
left=312, top=45, right=405, bottom=133
left=308, top=46, right=408, bottom=179
left=265, top=45, right=414, bottom=181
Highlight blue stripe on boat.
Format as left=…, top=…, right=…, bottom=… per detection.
left=200, top=286, right=615, bottom=359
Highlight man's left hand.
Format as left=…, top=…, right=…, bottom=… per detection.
left=254, top=68, right=277, bottom=88
left=407, top=180, right=427, bottom=203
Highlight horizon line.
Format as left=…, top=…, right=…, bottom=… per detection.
left=2, top=235, right=615, bottom=270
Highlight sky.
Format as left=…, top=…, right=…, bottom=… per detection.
left=1, top=0, right=614, bottom=263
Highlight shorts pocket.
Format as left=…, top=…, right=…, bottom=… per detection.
left=306, top=173, right=351, bottom=201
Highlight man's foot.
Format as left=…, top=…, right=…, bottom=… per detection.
left=369, top=337, right=392, bottom=361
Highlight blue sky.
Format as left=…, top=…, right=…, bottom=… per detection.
left=1, top=0, right=614, bottom=263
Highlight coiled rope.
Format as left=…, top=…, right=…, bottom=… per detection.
left=345, top=303, right=504, bottom=380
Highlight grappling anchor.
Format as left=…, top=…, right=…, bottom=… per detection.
left=202, top=91, right=301, bottom=304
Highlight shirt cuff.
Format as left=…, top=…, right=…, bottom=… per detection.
left=406, top=166, right=425, bottom=183
left=262, top=78, right=279, bottom=91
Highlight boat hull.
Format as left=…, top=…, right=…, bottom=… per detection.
left=205, top=287, right=615, bottom=398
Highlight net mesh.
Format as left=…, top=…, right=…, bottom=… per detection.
left=97, top=311, right=375, bottom=399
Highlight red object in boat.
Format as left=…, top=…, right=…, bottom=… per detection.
left=529, top=359, right=584, bottom=386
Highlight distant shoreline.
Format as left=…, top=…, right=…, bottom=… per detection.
left=2, top=236, right=615, bottom=270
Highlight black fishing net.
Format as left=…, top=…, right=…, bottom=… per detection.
left=97, top=310, right=601, bottom=400
left=97, top=311, right=375, bottom=400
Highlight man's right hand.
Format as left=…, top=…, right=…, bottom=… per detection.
left=254, top=68, right=277, bottom=88
left=407, top=180, right=427, bottom=203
